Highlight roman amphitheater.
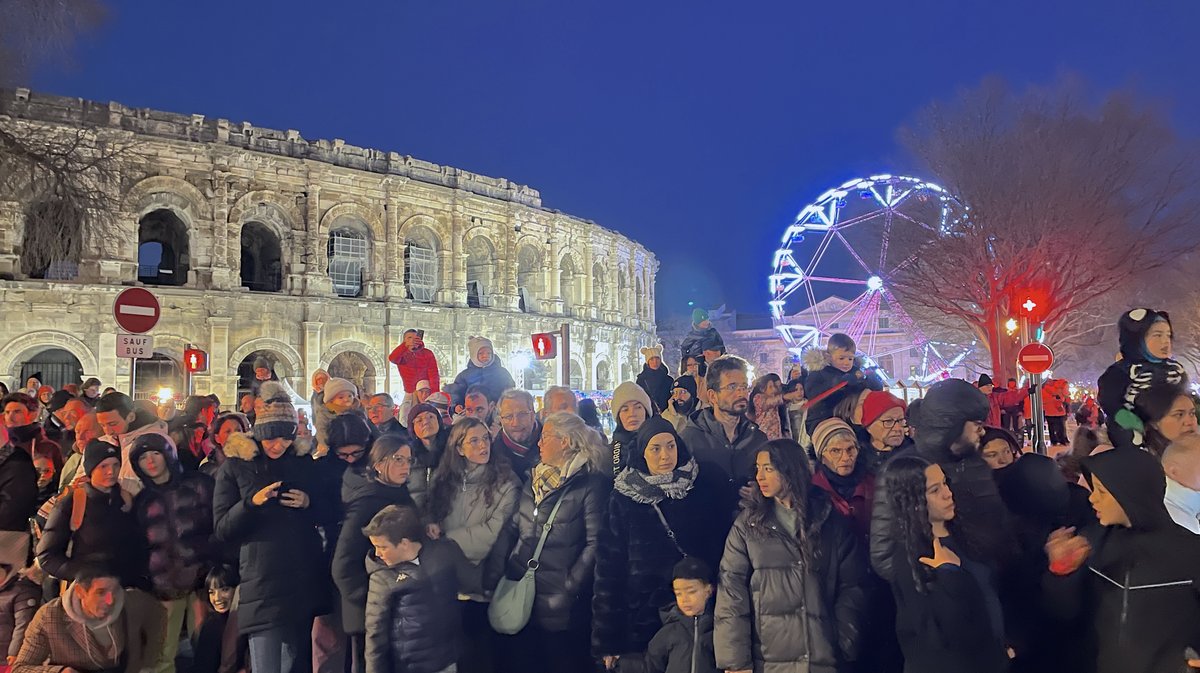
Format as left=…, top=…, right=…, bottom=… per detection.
left=0, top=89, right=659, bottom=402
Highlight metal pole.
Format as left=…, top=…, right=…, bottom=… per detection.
left=130, top=357, right=137, bottom=398
left=1031, top=372, right=1047, bottom=455
left=560, top=323, right=571, bottom=388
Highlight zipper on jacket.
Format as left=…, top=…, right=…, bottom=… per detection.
left=691, top=615, right=699, bottom=673
left=1120, top=568, right=1130, bottom=648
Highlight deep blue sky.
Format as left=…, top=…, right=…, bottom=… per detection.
left=34, top=0, right=1200, bottom=319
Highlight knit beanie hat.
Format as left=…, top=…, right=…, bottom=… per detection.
left=613, top=381, right=653, bottom=420
left=323, top=378, right=358, bottom=402
left=861, top=391, right=907, bottom=428
left=468, top=336, right=495, bottom=368
left=672, top=375, right=697, bottom=398
left=328, top=413, right=374, bottom=450
left=407, top=403, right=444, bottom=434
left=253, top=382, right=298, bottom=441
left=47, top=390, right=75, bottom=414
left=83, top=438, right=121, bottom=476
left=976, top=374, right=994, bottom=388
left=691, top=308, right=709, bottom=326
left=641, top=345, right=664, bottom=360
left=673, top=556, right=713, bottom=584
left=811, top=418, right=858, bottom=461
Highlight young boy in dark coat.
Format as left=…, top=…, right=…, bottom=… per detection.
left=619, top=557, right=718, bottom=673
left=1097, top=308, right=1188, bottom=449
left=802, top=333, right=884, bottom=439
left=363, top=505, right=479, bottom=673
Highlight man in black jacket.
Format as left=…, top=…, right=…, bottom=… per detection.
left=0, top=423, right=37, bottom=532
left=365, top=393, right=405, bottom=440
left=492, top=388, right=542, bottom=480
left=869, top=379, right=1013, bottom=581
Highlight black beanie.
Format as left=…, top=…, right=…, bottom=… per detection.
left=672, top=375, right=698, bottom=398
left=328, top=413, right=374, bottom=450
left=83, top=439, right=120, bottom=476
left=629, top=415, right=692, bottom=473
left=47, top=390, right=75, bottom=414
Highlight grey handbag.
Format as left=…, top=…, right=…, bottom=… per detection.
left=488, top=493, right=566, bottom=635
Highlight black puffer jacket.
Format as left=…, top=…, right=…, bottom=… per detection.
left=130, top=441, right=215, bottom=600
left=1047, top=448, right=1200, bottom=673
left=637, top=364, right=674, bottom=414
left=0, top=444, right=37, bottom=532
left=36, top=482, right=147, bottom=588
left=212, top=433, right=327, bottom=635
left=619, top=607, right=719, bottom=673
left=1097, top=309, right=1188, bottom=448
left=364, top=539, right=478, bottom=673
left=500, top=460, right=610, bottom=632
left=332, top=467, right=414, bottom=635
left=592, top=470, right=726, bottom=656
left=715, top=492, right=868, bottom=673
left=870, top=380, right=1010, bottom=581
left=801, top=352, right=884, bottom=438
left=679, top=409, right=766, bottom=519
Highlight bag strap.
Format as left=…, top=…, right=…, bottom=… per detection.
left=651, top=502, right=687, bottom=557
left=69, top=486, right=87, bottom=533
left=526, top=494, right=566, bottom=570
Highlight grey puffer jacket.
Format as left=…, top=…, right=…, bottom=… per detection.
left=440, top=465, right=520, bottom=566
left=715, top=493, right=867, bottom=673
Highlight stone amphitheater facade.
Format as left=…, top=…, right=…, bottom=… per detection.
left=0, top=88, right=658, bottom=402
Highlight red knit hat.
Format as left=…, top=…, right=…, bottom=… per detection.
left=861, top=391, right=907, bottom=428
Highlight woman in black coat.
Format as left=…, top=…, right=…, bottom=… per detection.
left=495, top=412, right=611, bottom=673
left=331, top=434, right=416, bottom=673
left=592, top=416, right=724, bottom=668
left=881, top=454, right=1009, bottom=673
left=212, top=400, right=326, bottom=673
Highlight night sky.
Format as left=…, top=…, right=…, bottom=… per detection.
left=33, top=0, right=1200, bottom=319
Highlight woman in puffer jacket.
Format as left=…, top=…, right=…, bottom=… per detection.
left=592, top=416, right=725, bottom=669
left=715, top=439, right=868, bottom=673
left=495, top=412, right=611, bottom=673
left=212, top=392, right=327, bottom=673
left=425, top=417, right=520, bottom=672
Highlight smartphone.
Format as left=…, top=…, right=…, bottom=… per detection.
left=276, top=481, right=296, bottom=496
left=415, top=329, right=425, bottom=340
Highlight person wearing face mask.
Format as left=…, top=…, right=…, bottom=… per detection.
left=660, top=376, right=698, bottom=434
left=611, top=382, right=653, bottom=475
left=869, top=379, right=1014, bottom=583
left=1098, top=308, right=1189, bottom=450
left=1046, top=448, right=1200, bottom=673
left=129, top=433, right=215, bottom=673
left=592, top=416, right=723, bottom=670
left=332, top=434, right=416, bottom=673
left=213, top=385, right=325, bottom=673
left=404, top=403, right=449, bottom=508
left=425, top=418, right=519, bottom=673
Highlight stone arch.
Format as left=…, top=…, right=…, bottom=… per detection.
left=228, top=338, right=305, bottom=380
left=228, top=192, right=299, bottom=279
left=148, top=333, right=192, bottom=367
left=516, top=240, right=545, bottom=312
left=321, top=340, right=385, bottom=395
left=558, top=250, right=584, bottom=313
left=319, top=202, right=385, bottom=243
left=591, top=259, right=608, bottom=309
left=398, top=214, right=449, bottom=252
left=124, top=175, right=212, bottom=222
left=401, top=218, right=442, bottom=304
left=320, top=340, right=387, bottom=385
left=0, top=331, right=99, bottom=384
left=569, top=358, right=584, bottom=391
left=595, top=358, right=613, bottom=391
left=463, top=229, right=499, bottom=308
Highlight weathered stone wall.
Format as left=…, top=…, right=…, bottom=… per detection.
left=0, top=89, right=658, bottom=399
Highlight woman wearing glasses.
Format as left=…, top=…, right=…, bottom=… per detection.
left=426, top=417, right=520, bottom=672
left=331, top=433, right=416, bottom=673
left=860, top=391, right=913, bottom=473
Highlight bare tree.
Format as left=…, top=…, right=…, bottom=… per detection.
left=889, top=76, right=1200, bottom=382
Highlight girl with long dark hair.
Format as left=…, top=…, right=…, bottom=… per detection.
left=882, top=454, right=1008, bottom=673
left=405, top=402, right=450, bottom=506
left=715, top=439, right=866, bottom=673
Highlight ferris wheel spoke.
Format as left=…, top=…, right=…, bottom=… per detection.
left=833, top=230, right=875, bottom=277
left=879, top=210, right=892, bottom=272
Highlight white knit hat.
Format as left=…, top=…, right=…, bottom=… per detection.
left=641, top=345, right=664, bottom=360
left=613, top=381, right=653, bottom=418
left=323, top=377, right=358, bottom=402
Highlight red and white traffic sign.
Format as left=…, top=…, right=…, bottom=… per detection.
left=113, top=288, right=161, bottom=334
left=1017, top=342, right=1054, bottom=375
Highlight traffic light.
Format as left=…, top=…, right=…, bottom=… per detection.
left=184, top=347, right=208, bottom=373
left=530, top=332, right=558, bottom=360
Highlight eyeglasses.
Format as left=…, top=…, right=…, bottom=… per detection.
left=366, top=404, right=392, bottom=412
left=878, top=418, right=908, bottom=429
left=719, top=383, right=749, bottom=393
left=462, top=436, right=490, bottom=447
left=823, top=446, right=859, bottom=459
left=500, top=411, right=533, bottom=423
left=336, top=448, right=366, bottom=460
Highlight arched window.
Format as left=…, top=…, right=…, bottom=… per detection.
left=569, top=360, right=583, bottom=391
left=404, top=230, right=438, bottom=304
left=560, top=255, right=582, bottom=315
left=465, top=237, right=496, bottom=309
left=328, top=225, right=368, bottom=298
left=19, top=348, right=83, bottom=390
left=240, top=222, right=283, bottom=292
left=328, top=351, right=377, bottom=395
left=517, top=245, right=542, bottom=313
left=138, top=209, right=190, bottom=286
left=22, top=201, right=82, bottom=280
left=596, top=360, right=612, bottom=391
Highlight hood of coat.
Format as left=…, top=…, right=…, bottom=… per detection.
left=128, top=434, right=184, bottom=487
left=62, top=579, right=125, bottom=631
left=1083, top=447, right=1174, bottom=531
left=1117, top=308, right=1172, bottom=362
left=995, top=453, right=1069, bottom=521
left=468, top=336, right=496, bottom=369
left=803, top=348, right=830, bottom=373
left=914, top=379, right=990, bottom=460
left=223, top=431, right=313, bottom=461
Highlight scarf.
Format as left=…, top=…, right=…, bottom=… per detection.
left=753, top=393, right=784, bottom=440
left=502, top=428, right=535, bottom=457
left=532, top=462, right=564, bottom=505
left=613, top=458, right=699, bottom=505
left=815, top=461, right=865, bottom=505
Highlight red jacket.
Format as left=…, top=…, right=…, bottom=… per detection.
left=1042, top=379, right=1070, bottom=417
left=987, top=387, right=1028, bottom=427
left=387, top=344, right=440, bottom=393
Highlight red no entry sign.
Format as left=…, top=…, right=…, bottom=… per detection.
left=113, top=288, right=161, bottom=334
left=1018, top=342, right=1054, bottom=375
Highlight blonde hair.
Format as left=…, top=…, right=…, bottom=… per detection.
left=542, top=411, right=606, bottom=473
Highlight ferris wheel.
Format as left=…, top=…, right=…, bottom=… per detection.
left=768, top=174, right=974, bottom=384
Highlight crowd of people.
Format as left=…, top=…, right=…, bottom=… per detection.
left=0, top=312, right=1195, bottom=673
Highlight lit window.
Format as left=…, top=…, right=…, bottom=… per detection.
left=328, top=229, right=367, bottom=297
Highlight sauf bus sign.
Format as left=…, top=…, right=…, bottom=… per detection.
left=116, top=334, right=154, bottom=359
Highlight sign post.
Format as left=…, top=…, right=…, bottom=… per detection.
left=113, top=288, right=161, bottom=398
left=1018, top=342, right=1054, bottom=456
left=559, top=323, right=571, bottom=388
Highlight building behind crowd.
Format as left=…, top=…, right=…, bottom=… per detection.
left=0, top=89, right=658, bottom=401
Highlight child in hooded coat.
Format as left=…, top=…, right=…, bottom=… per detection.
left=679, top=310, right=725, bottom=370
left=446, top=337, right=515, bottom=408
left=1045, top=447, right=1200, bottom=673
left=1097, top=308, right=1188, bottom=449
left=802, top=335, right=884, bottom=439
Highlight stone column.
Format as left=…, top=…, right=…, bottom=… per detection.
left=384, top=198, right=403, bottom=299
left=302, top=182, right=331, bottom=296
left=546, top=237, right=564, bottom=315
left=303, top=321, right=324, bottom=393
left=208, top=317, right=234, bottom=404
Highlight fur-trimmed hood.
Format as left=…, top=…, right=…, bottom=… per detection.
left=223, top=431, right=314, bottom=461
left=804, top=348, right=830, bottom=372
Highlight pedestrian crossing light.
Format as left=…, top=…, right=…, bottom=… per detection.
left=530, top=332, right=558, bottom=360
left=184, top=347, right=208, bottom=373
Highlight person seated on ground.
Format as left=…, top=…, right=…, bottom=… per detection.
left=802, top=333, right=884, bottom=440
left=192, top=565, right=247, bottom=673
left=0, top=531, right=41, bottom=663
left=618, top=557, right=718, bottom=673
left=11, top=564, right=166, bottom=673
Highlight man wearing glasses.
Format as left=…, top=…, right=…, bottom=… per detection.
left=365, top=393, right=404, bottom=439
left=860, top=391, right=913, bottom=471
left=492, top=388, right=542, bottom=481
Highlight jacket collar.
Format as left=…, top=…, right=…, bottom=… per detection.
left=1165, top=478, right=1200, bottom=524
left=695, top=408, right=756, bottom=443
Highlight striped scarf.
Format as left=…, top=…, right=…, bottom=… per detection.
left=532, top=462, right=564, bottom=505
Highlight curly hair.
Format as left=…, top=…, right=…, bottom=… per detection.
left=740, top=439, right=815, bottom=568
left=882, top=454, right=937, bottom=594
left=426, top=417, right=515, bottom=524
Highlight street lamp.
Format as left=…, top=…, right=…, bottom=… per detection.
left=1004, top=318, right=1018, bottom=335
